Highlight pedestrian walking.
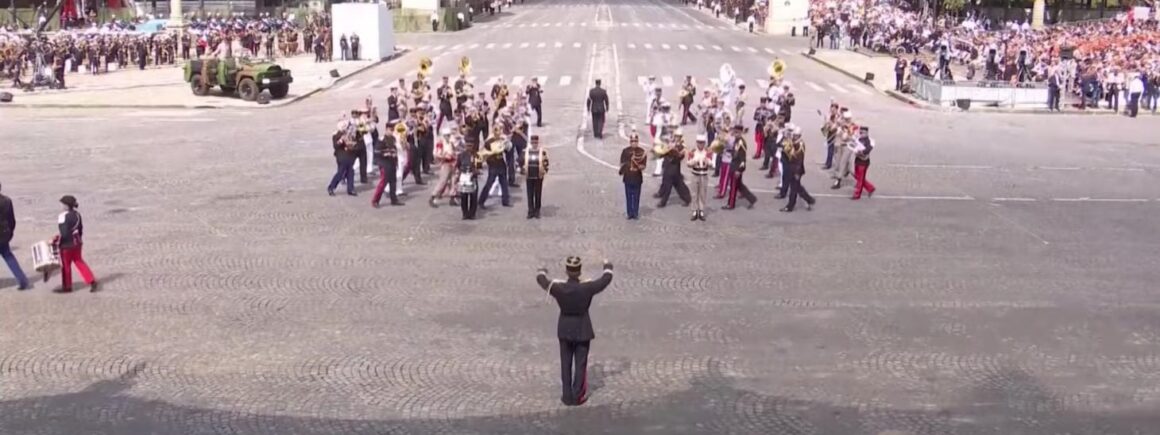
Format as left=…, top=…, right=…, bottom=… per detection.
left=535, top=256, right=614, bottom=406
left=1, top=182, right=31, bottom=290
left=586, top=79, right=609, bottom=139
left=851, top=126, right=876, bottom=200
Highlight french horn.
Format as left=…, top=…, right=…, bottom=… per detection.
left=419, top=57, right=433, bottom=79
left=769, top=58, right=786, bottom=79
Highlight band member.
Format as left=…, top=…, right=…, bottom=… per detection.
left=478, top=127, right=512, bottom=209
left=760, top=116, right=780, bottom=172
left=54, top=195, right=98, bottom=293
left=0, top=182, right=30, bottom=290
left=830, top=111, right=856, bottom=189
left=405, top=108, right=427, bottom=185
left=780, top=126, right=815, bottom=212
left=524, top=135, right=549, bottom=219
left=429, top=127, right=460, bottom=207
left=723, top=125, right=757, bottom=210
left=713, top=117, right=737, bottom=199
left=372, top=123, right=405, bottom=207
left=650, top=102, right=674, bottom=177
left=456, top=141, right=483, bottom=219
left=586, top=79, right=610, bottom=139
left=351, top=111, right=371, bottom=184
left=778, top=84, right=796, bottom=122
left=436, top=76, right=455, bottom=132
left=820, top=104, right=840, bottom=169
left=686, top=135, right=713, bottom=221
left=656, top=132, right=691, bottom=208
left=619, top=132, right=647, bottom=220
left=527, top=77, right=544, bottom=127
left=387, top=87, right=403, bottom=121
left=508, top=116, right=528, bottom=189
left=454, top=73, right=472, bottom=113
left=328, top=120, right=358, bottom=197
left=535, top=256, right=614, bottom=406
left=411, top=73, right=428, bottom=105
left=679, top=76, right=697, bottom=125
left=851, top=126, right=876, bottom=200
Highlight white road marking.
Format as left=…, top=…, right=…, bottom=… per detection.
left=486, top=76, right=501, bottom=86
left=520, top=42, right=530, bottom=48
left=730, top=46, right=741, bottom=52
left=581, top=22, right=587, bottom=27
left=511, top=76, right=525, bottom=86
left=644, top=43, right=653, bottom=49
left=805, top=81, right=825, bottom=91
left=780, top=48, right=793, bottom=55
left=559, top=76, right=572, bottom=86
left=417, top=45, right=430, bottom=50
left=756, top=79, right=770, bottom=89
left=1037, top=166, right=1081, bottom=171
left=849, top=85, right=873, bottom=94
left=695, top=44, right=705, bottom=50
left=363, top=78, right=383, bottom=89
left=502, top=43, right=512, bottom=48
left=637, top=76, right=648, bottom=86
left=662, top=44, right=671, bottom=50
left=888, top=164, right=993, bottom=169
left=335, top=81, right=359, bottom=91
left=1052, top=198, right=1150, bottom=203
left=828, top=82, right=849, bottom=93
left=1094, top=167, right=1146, bottom=172
left=679, top=44, right=688, bottom=50
left=467, top=76, right=477, bottom=83
left=634, top=22, right=641, bottom=27
left=573, top=42, right=582, bottom=48
left=556, top=22, right=563, bottom=27
left=451, top=44, right=463, bottom=49
left=764, top=48, right=775, bottom=54
left=875, top=195, right=975, bottom=201
left=485, top=43, right=496, bottom=49
left=992, top=197, right=1038, bottom=202
left=712, top=45, right=722, bottom=51
left=555, top=42, right=563, bottom=48
left=537, top=42, right=546, bottom=48
left=467, top=43, right=479, bottom=49
left=628, top=43, right=637, bottom=49
left=433, top=45, right=446, bottom=50
left=746, top=47, right=758, bottom=53
left=662, top=76, right=674, bottom=86
left=537, top=76, right=548, bottom=85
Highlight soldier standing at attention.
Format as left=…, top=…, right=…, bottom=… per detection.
left=619, top=132, right=647, bottom=220
left=1, top=182, right=31, bottom=290
left=686, top=135, right=713, bottom=221
left=527, top=77, right=544, bottom=127
left=536, top=257, right=614, bottom=406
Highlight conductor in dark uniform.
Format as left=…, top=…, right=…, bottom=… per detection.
left=586, top=79, right=610, bottom=139
left=536, top=256, right=614, bottom=406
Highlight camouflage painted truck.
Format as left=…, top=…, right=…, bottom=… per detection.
left=183, top=58, right=294, bottom=101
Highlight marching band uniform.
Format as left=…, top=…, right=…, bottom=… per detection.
left=436, top=77, right=455, bottom=133
left=328, top=121, right=358, bottom=197
left=656, top=135, right=691, bottom=208
left=527, top=78, right=544, bottom=127
left=761, top=118, right=780, bottom=174
left=679, top=77, right=697, bottom=125
left=0, top=186, right=30, bottom=290
left=851, top=126, right=876, bottom=200
left=372, top=124, right=405, bottom=207
left=830, top=112, right=856, bottom=190
left=456, top=143, right=483, bottom=219
left=352, top=112, right=372, bottom=184
left=387, top=87, right=402, bottom=121
left=393, top=123, right=411, bottom=195
left=752, top=98, right=770, bottom=161
left=650, top=103, right=673, bottom=177
left=454, top=73, right=472, bottom=114
left=686, top=135, right=713, bottom=221
left=478, top=129, right=512, bottom=209
left=723, top=125, right=757, bottom=210
left=714, top=116, right=737, bottom=199
left=821, top=102, right=840, bottom=169
left=536, top=257, right=614, bottom=406
left=619, top=133, right=647, bottom=220
left=54, top=195, right=98, bottom=293
left=780, top=126, right=815, bottom=212
left=524, top=135, right=549, bottom=219
left=429, top=128, right=460, bottom=207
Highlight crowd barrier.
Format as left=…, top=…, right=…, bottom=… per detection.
left=911, top=75, right=1049, bottom=110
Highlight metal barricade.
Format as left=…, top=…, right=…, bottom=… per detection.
left=909, top=75, right=1050, bottom=109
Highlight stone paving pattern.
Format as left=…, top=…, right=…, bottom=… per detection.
left=1, top=0, right=1159, bottom=433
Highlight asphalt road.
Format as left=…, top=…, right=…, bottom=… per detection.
left=1, top=0, right=1159, bottom=433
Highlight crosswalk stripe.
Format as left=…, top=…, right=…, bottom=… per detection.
left=537, top=42, right=546, bottom=48
left=806, top=81, right=825, bottom=91
left=828, top=82, right=849, bottom=93
left=485, top=43, right=495, bottom=49
left=363, top=78, right=383, bottom=89
left=467, top=76, right=477, bottom=83
left=712, top=45, right=722, bottom=51
left=646, top=23, right=653, bottom=27
left=644, top=43, right=653, bottom=49
left=569, top=22, right=576, bottom=26
left=695, top=44, right=705, bottom=50
left=555, top=22, right=563, bottom=27
left=559, top=76, right=572, bottom=86
left=662, top=44, right=671, bottom=50
left=678, top=44, right=687, bottom=50
left=764, top=48, right=775, bottom=54
left=662, top=76, right=674, bottom=87
left=849, top=84, right=873, bottom=94
left=511, top=76, right=525, bottom=86
left=634, top=22, right=641, bottom=27
left=486, top=76, right=501, bottom=86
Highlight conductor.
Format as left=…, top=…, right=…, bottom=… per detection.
left=536, top=256, right=614, bottom=406
left=586, top=80, right=610, bottom=139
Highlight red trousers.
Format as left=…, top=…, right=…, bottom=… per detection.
left=852, top=163, right=876, bottom=198
left=753, top=130, right=764, bottom=158
left=59, top=245, right=95, bottom=290
left=649, top=125, right=657, bottom=139
left=716, top=162, right=733, bottom=197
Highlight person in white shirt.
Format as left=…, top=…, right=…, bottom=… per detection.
left=431, top=11, right=440, bottom=32
left=747, top=14, right=755, bottom=33
left=1127, top=73, right=1145, bottom=118
left=651, top=103, right=674, bottom=176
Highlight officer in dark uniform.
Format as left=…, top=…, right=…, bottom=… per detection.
left=536, top=256, right=614, bottom=406
left=586, top=79, right=610, bottom=139
left=527, top=77, right=544, bottom=127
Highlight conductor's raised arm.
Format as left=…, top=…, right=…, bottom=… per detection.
left=587, top=260, right=614, bottom=295
left=536, top=268, right=555, bottom=292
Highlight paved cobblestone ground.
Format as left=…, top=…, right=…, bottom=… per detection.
left=2, top=1, right=1160, bottom=433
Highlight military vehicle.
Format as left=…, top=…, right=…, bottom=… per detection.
left=183, top=58, right=294, bottom=101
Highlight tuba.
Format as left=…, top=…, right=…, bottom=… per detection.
left=459, top=56, right=472, bottom=76
left=709, top=137, right=726, bottom=154
left=419, top=57, right=433, bottom=79
left=769, top=58, right=786, bottom=80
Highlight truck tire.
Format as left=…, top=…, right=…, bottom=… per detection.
left=191, top=77, right=208, bottom=96
left=238, top=78, right=259, bottom=101
left=267, top=83, right=289, bottom=99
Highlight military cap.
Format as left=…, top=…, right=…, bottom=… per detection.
left=564, top=256, right=582, bottom=271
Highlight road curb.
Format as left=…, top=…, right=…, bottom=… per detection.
left=800, top=52, right=883, bottom=94
left=0, top=50, right=408, bottom=111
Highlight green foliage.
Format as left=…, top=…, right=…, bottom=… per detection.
left=942, top=0, right=967, bottom=12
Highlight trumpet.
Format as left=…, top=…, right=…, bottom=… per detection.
left=419, top=57, right=433, bottom=79
left=652, top=143, right=671, bottom=157
left=709, top=138, right=726, bottom=153
left=459, top=56, right=472, bottom=76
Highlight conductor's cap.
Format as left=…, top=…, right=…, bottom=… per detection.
left=565, top=256, right=582, bottom=270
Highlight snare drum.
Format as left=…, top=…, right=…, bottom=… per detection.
left=31, top=241, right=61, bottom=274
left=457, top=172, right=477, bottom=193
